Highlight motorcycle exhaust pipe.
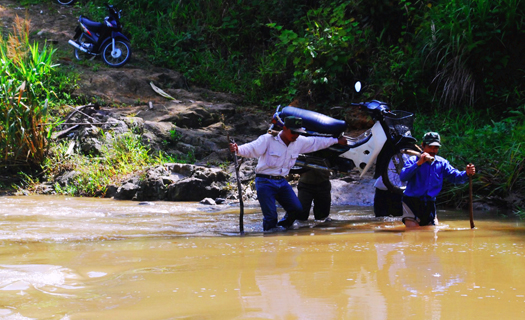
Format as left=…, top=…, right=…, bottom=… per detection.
left=68, top=40, right=87, bottom=52
left=68, top=40, right=96, bottom=56
left=294, top=160, right=333, bottom=172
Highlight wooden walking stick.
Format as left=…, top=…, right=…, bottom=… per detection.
left=468, top=164, right=475, bottom=229
left=228, top=135, right=244, bottom=235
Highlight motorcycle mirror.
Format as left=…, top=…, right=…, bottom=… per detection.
left=354, top=81, right=362, bottom=93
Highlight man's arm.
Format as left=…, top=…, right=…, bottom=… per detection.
left=443, top=161, right=475, bottom=184
left=399, top=156, right=420, bottom=181
left=234, top=134, right=270, bottom=158
left=298, top=136, right=345, bottom=154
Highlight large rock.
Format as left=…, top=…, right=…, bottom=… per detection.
left=166, top=177, right=224, bottom=201
left=134, top=166, right=174, bottom=201
left=114, top=182, right=141, bottom=200
left=165, top=164, right=229, bottom=201
left=108, top=164, right=230, bottom=202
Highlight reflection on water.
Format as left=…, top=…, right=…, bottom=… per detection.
left=0, top=195, right=525, bottom=319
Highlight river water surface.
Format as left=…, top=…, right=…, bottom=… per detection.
left=0, top=195, right=524, bottom=319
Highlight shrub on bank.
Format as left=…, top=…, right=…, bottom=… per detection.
left=0, top=16, right=57, bottom=168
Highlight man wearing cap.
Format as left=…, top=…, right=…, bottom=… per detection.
left=229, top=116, right=347, bottom=232
left=400, top=132, right=476, bottom=227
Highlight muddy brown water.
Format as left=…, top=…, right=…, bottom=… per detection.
left=0, top=196, right=524, bottom=319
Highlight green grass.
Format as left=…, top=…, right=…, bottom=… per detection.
left=42, top=132, right=193, bottom=196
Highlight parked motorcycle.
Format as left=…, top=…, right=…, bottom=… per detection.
left=269, top=95, right=421, bottom=194
left=68, top=4, right=131, bottom=67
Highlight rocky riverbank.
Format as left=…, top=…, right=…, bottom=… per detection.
left=25, top=97, right=377, bottom=207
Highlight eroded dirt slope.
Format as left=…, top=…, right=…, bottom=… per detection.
left=1, top=0, right=244, bottom=107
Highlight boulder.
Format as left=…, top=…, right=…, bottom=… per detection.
left=114, top=182, right=140, bottom=200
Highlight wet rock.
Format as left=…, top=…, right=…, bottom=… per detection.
left=193, top=166, right=229, bottom=184
left=55, top=170, right=80, bottom=187
left=104, top=184, right=118, bottom=198
left=114, top=182, right=140, bottom=200
left=195, top=149, right=230, bottom=166
left=80, top=137, right=103, bottom=156
left=35, top=183, right=55, bottom=195
left=167, top=163, right=195, bottom=177
left=134, top=166, right=170, bottom=201
left=167, top=177, right=208, bottom=201
left=200, top=198, right=216, bottom=205
left=165, top=164, right=229, bottom=201
left=135, top=179, right=166, bottom=201
left=121, top=116, right=144, bottom=135
left=175, top=106, right=220, bottom=129
left=232, top=112, right=270, bottom=136
left=102, top=117, right=128, bottom=134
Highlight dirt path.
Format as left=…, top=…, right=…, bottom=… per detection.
left=1, top=0, right=244, bottom=107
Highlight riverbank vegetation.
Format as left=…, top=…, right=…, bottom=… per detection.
left=4, top=0, right=525, bottom=213
left=0, top=16, right=56, bottom=168
left=0, top=15, right=183, bottom=196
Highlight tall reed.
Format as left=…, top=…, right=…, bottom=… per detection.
left=0, top=16, right=57, bottom=167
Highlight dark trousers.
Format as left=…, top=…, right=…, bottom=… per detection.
left=402, top=196, right=437, bottom=226
left=297, top=180, right=331, bottom=220
left=373, top=188, right=403, bottom=217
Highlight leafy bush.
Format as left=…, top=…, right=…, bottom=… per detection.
left=266, top=2, right=370, bottom=106
left=0, top=16, right=58, bottom=167
left=416, top=0, right=525, bottom=111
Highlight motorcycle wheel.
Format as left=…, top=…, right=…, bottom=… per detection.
left=102, top=40, right=131, bottom=68
left=74, top=35, right=95, bottom=61
left=57, top=0, right=75, bottom=5
left=381, top=144, right=422, bottom=195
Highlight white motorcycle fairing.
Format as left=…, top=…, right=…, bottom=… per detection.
left=339, top=121, right=387, bottom=178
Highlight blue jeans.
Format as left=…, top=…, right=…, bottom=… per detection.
left=255, top=177, right=303, bottom=230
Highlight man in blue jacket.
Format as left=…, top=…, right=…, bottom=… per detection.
left=399, top=132, right=476, bottom=227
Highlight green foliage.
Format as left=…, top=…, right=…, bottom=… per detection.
left=9, top=0, right=525, bottom=208
left=0, top=13, right=81, bottom=169
left=18, top=0, right=525, bottom=114
left=416, top=0, right=525, bottom=110
left=0, top=16, right=56, bottom=167
left=267, top=2, right=369, bottom=105
left=43, top=132, right=181, bottom=196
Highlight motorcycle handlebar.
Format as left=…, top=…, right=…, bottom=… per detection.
left=351, top=101, right=390, bottom=112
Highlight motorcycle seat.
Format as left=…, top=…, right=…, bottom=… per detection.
left=79, top=16, right=106, bottom=33
left=281, top=106, right=347, bottom=137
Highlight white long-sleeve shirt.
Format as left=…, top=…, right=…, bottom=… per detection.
left=237, top=133, right=338, bottom=176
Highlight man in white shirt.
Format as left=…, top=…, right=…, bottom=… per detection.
left=229, top=116, right=347, bottom=231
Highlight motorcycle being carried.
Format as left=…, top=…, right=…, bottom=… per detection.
left=68, top=4, right=131, bottom=67
left=269, top=99, right=421, bottom=194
